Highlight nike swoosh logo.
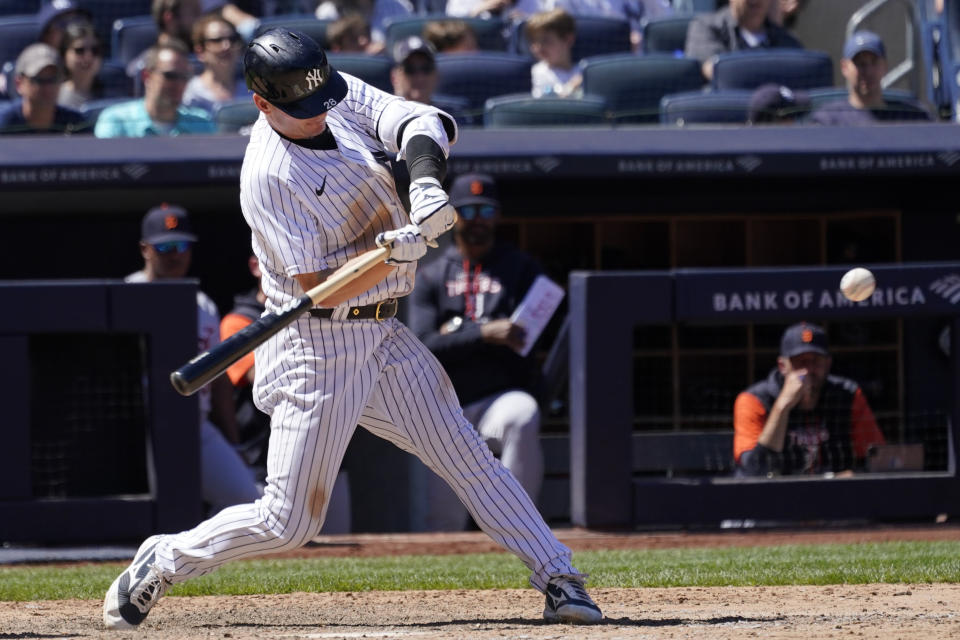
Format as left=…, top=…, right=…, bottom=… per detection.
left=315, top=176, right=326, bottom=197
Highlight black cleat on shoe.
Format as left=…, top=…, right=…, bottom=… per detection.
left=543, top=575, right=602, bottom=624
left=103, top=535, right=171, bottom=629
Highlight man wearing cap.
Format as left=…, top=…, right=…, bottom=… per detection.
left=0, top=43, right=88, bottom=134
left=746, top=82, right=811, bottom=124
left=390, top=35, right=439, bottom=105
left=409, top=173, right=547, bottom=531
left=733, top=322, right=886, bottom=476
left=810, top=30, right=933, bottom=125
left=125, top=203, right=262, bottom=514
left=95, top=40, right=215, bottom=137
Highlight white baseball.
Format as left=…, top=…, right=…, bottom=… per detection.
left=840, top=267, right=876, bottom=302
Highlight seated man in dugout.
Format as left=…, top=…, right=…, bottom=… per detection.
left=733, top=322, right=886, bottom=477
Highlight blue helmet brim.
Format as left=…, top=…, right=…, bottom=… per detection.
left=273, top=68, right=348, bottom=119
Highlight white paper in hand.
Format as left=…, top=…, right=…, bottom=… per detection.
left=509, top=275, right=565, bottom=357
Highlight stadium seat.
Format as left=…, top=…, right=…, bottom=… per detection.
left=90, top=0, right=151, bottom=59
left=80, top=96, right=132, bottom=127
left=641, top=15, right=694, bottom=55
left=0, top=14, right=39, bottom=69
left=327, top=53, right=393, bottom=93
left=659, top=89, right=753, bottom=125
left=710, top=49, right=833, bottom=91
left=214, top=98, right=259, bottom=133
left=673, top=0, right=717, bottom=11
left=483, top=93, right=608, bottom=127
left=253, top=15, right=332, bottom=49
left=111, top=15, right=157, bottom=66
left=513, top=15, right=631, bottom=62
left=0, top=0, right=39, bottom=16
left=806, top=86, right=918, bottom=108
left=384, top=15, right=508, bottom=52
left=434, top=52, right=532, bottom=123
left=580, top=53, right=705, bottom=123
left=97, top=59, right=134, bottom=98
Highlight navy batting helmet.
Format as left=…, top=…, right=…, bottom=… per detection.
left=244, top=28, right=347, bottom=119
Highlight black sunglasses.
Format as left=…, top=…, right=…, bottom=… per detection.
left=457, top=204, right=497, bottom=221
left=158, top=70, right=191, bottom=82
left=403, top=62, right=435, bottom=76
left=71, top=45, right=102, bottom=56
left=204, top=34, right=240, bottom=47
left=28, top=75, right=61, bottom=86
left=152, top=241, right=192, bottom=254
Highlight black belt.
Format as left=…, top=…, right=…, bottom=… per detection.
left=309, top=298, right=398, bottom=321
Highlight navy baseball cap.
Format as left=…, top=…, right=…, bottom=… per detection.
left=843, top=30, right=886, bottom=60
left=141, top=204, right=198, bottom=244
left=780, top=322, right=829, bottom=358
left=748, top=83, right=811, bottom=123
left=36, top=0, right=90, bottom=38
left=392, top=35, right=435, bottom=65
left=449, top=173, right=499, bottom=208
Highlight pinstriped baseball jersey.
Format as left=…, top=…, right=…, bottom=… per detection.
left=240, top=73, right=415, bottom=317
left=140, top=71, right=586, bottom=602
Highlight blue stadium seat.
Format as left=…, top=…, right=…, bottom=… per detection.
left=0, top=14, right=39, bottom=68
left=659, top=89, right=752, bottom=125
left=384, top=15, right=508, bottom=52
left=89, top=0, right=151, bottom=59
left=0, top=0, right=39, bottom=16
left=513, top=15, right=631, bottom=63
left=710, top=49, right=833, bottom=91
left=581, top=53, right=705, bottom=123
left=327, top=53, right=393, bottom=93
left=97, top=59, right=134, bottom=98
left=806, top=86, right=917, bottom=108
left=484, top=93, right=608, bottom=127
left=214, top=97, right=259, bottom=133
left=673, top=0, right=717, bottom=11
left=434, top=52, right=532, bottom=123
left=641, top=15, right=694, bottom=55
left=254, top=15, right=332, bottom=49
left=80, top=96, right=132, bottom=127
left=111, top=15, right=157, bottom=66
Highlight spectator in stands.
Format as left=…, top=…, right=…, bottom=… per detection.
left=314, top=0, right=413, bottom=54
left=128, top=203, right=262, bottom=514
left=769, top=0, right=808, bottom=29
left=810, top=31, right=934, bottom=125
left=327, top=13, right=374, bottom=53
left=219, top=255, right=271, bottom=475
left=733, top=322, right=886, bottom=477
left=126, top=0, right=203, bottom=78
left=201, top=0, right=263, bottom=43
left=0, top=43, right=88, bottom=134
left=526, top=9, right=582, bottom=99
left=551, top=0, right=645, bottom=49
left=409, top=173, right=546, bottom=530
left=182, top=14, right=248, bottom=114
left=57, top=22, right=105, bottom=109
left=390, top=36, right=438, bottom=105
left=747, top=83, right=810, bottom=124
left=685, top=0, right=803, bottom=81
left=36, top=0, right=93, bottom=50
left=95, top=41, right=215, bottom=137
left=423, top=19, right=478, bottom=53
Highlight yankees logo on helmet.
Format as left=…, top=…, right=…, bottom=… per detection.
left=305, top=68, right=325, bottom=91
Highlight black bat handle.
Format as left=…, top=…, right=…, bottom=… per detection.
left=169, top=293, right=312, bottom=396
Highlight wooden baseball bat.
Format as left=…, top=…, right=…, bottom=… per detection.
left=170, top=245, right=390, bottom=397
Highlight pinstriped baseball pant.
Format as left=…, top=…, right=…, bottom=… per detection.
left=152, top=317, right=579, bottom=592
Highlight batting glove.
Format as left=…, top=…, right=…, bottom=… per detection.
left=376, top=224, right=428, bottom=264
left=409, top=177, right=456, bottom=242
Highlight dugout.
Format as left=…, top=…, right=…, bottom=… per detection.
left=3, top=124, right=960, bottom=539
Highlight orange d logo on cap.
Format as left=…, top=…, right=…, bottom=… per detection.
left=470, top=180, right=483, bottom=195
left=165, top=215, right=178, bottom=230
left=801, top=329, right=813, bottom=343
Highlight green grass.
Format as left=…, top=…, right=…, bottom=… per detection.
left=2, top=541, right=959, bottom=602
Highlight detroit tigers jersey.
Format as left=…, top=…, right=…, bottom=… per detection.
left=239, top=73, right=416, bottom=319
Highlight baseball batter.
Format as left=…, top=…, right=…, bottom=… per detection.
left=104, top=28, right=601, bottom=628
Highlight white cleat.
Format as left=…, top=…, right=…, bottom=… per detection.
left=103, top=535, right=171, bottom=629
left=543, top=574, right=603, bottom=624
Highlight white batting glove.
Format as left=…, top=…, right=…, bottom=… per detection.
left=409, top=177, right=456, bottom=242
left=376, top=224, right=428, bottom=264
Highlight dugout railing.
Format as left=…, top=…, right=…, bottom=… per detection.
left=0, top=281, right=203, bottom=543
left=569, top=263, right=960, bottom=528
